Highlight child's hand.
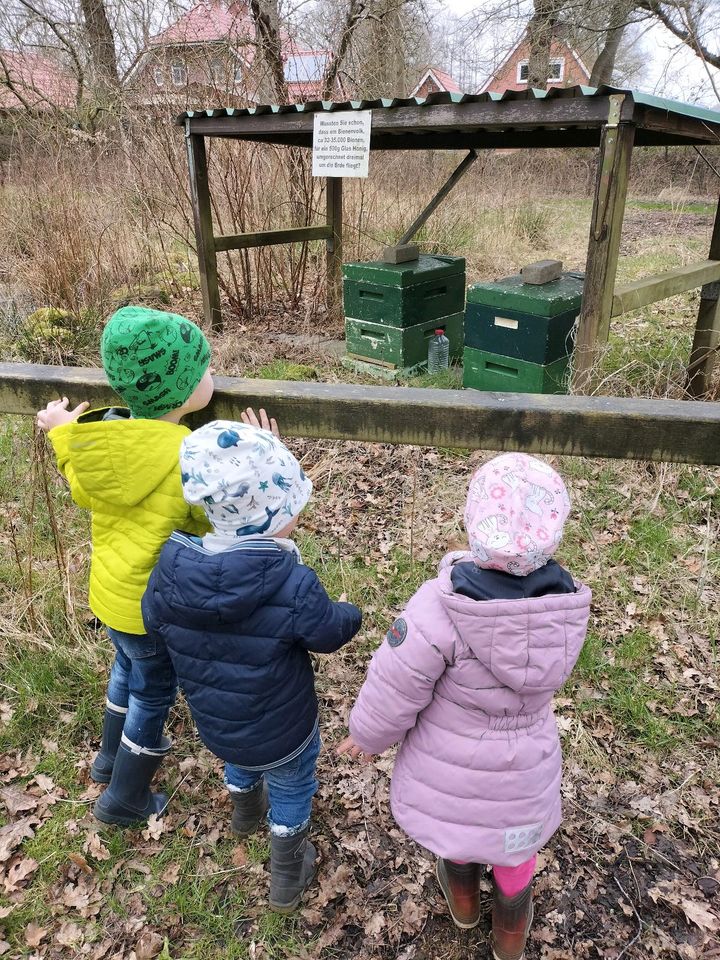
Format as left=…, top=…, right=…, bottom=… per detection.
left=36, top=397, right=89, bottom=432
left=337, top=735, right=375, bottom=763
left=241, top=407, right=280, bottom=438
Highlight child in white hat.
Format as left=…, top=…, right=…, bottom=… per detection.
left=142, top=420, right=362, bottom=913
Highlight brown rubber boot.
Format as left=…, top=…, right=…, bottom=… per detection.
left=490, top=876, right=534, bottom=960
left=435, top=859, right=482, bottom=929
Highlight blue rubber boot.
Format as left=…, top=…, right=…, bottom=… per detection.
left=93, top=736, right=170, bottom=827
left=90, top=707, right=127, bottom=783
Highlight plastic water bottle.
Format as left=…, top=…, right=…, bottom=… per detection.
left=427, top=329, right=450, bottom=373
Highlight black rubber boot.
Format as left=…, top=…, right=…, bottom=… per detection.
left=90, top=708, right=127, bottom=783
left=269, top=828, right=317, bottom=913
left=93, top=736, right=170, bottom=827
left=230, top=780, right=269, bottom=837
left=490, top=878, right=534, bottom=960
left=436, top=859, right=482, bottom=929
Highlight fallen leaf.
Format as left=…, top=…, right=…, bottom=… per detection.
left=24, top=923, right=48, bottom=948
left=62, top=881, right=91, bottom=910
left=83, top=830, right=110, bottom=862
left=127, top=859, right=152, bottom=875
left=142, top=814, right=168, bottom=841
left=135, top=931, right=163, bottom=959
left=3, top=855, right=38, bottom=892
left=0, top=817, right=40, bottom=862
left=33, top=774, right=55, bottom=793
left=160, top=862, right=181, bottom=885
left=231, top=845, right=247, bottom=868
left=0, top=940, right=10, bottom=956
left=680, top=898, right=719, bottom=933
left=68, top=852, right=93, bottom=874
left=364, top=912, right=385, bottom=936
left=0, top=786, right=39, bottom=816
left=56, top=921, right=83, bottom=947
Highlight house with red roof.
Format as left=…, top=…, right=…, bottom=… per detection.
left=133, top=0, right=335, bottom=105
left=0, top=51, right=77, bottom=113
left=410, top=66, right=463, bottom=98
left=479, top=32, right=590, bottom=94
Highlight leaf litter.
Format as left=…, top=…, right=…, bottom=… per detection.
left=0, top=441, right=718, bottom=958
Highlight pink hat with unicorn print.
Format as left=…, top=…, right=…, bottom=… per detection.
left=464, top=453, right=570, bottom=576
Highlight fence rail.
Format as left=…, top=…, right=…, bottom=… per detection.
left=1, top=363, right=719, bottom=465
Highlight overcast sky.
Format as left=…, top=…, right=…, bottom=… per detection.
left=435, top=0, right=720, bottom=105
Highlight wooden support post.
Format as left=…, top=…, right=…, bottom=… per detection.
left=185, top=125, right=222, bottom=332
left=573, top=96, right=635, bottom=392
left=686, top=193, right=720, bottom=399
left=399, top=149, right=478, bottom=246
left=326, top=176, right=343, bottom=317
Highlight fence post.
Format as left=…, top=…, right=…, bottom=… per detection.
left=573, top=97, right=635, bottom=392
left=326, top=176, right=343, bottom=317
left=185, top=125, right=222, bottom=331
left=686, top=192, right=720, bottom=398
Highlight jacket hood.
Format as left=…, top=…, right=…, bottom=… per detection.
left=436, top=559, right=591, bottom=695
left=149, top=534, right=299, bottom=627
left=60, top=410, right=189, bottom=507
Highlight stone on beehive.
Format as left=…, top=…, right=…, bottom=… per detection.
left=521, top=259, right=563, bottom=285
left=382, top=244, right=420, bottom=264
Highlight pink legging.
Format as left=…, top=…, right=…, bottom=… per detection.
left=452, top=855, right=536, bottom=897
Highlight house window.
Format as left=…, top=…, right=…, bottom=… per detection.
left=548, top=58, right=564, bottom=81
left=234, top=63, right=244, bottom=84
left=171, top=62, right=187, bottom=86
left=153, top=67, right=164, bottom=87
left=516, top=57, right=565, bottom=84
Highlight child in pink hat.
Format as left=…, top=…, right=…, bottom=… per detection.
left=339, top=454, right=591, bottom=960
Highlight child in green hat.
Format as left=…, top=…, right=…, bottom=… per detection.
left=36, top=306, right=225, bottom=826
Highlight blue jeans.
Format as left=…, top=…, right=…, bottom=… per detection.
left=224, top=727, right=321, bottom=835
left=105, top=628, right=177, bottom=750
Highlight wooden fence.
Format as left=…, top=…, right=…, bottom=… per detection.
left=1, top=363, right=719, bottom=465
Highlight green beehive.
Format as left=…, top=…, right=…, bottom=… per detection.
left=346, top=313, right=464, bottom=370
left=465, top=272, right=584, bottom=365
left=463, top=347, right=570, bottom=394
left=343, top=255, right=466, bottom=328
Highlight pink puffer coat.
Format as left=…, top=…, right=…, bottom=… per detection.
left=349, top=553, right=591, bottom=866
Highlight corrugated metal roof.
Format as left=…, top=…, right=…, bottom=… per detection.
left=177, top=84, right=720, bottom=128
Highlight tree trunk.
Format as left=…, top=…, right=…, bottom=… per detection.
left=526, top=0, right=564, bottom=88
left=249, top=0, right=289, bottom=102
left=589, top=0, right=629, bottom=85
left=79, top=0, right=119, bottom=91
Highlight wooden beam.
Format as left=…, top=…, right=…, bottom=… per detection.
left=326, top=177, right=343, bottom=317
left=214, top=225, right=332, bottom=252
left=399, top=150, right=478, bottom=245
left=611, top=259, right=720, bottom=316
left=3, top=363, right=720, bottom=465
left=185, top=128, right=222, bottom=332
left=177, top=128, right=709, bottom=151
left=687, top=191, right=720, bottom=398
left=184, top=96, right=631, bottom=141
left=573, top=101, right=635, bottom=392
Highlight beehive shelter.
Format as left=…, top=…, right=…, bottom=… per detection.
left=177, top=85, right=720, bottom=396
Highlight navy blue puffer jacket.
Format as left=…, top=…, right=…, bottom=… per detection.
left=142, top=533, right=362, bottom=768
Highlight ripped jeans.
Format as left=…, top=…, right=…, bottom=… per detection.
left=224, top=727, right=321, bottom=836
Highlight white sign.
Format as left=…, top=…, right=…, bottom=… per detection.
left=312, top=110, right=371, bottom=178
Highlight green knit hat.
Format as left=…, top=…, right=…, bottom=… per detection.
left=101, top=306, right=211, bottom=419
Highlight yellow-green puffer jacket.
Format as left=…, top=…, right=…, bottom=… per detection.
left=49, top=409, right=210, bottom=634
